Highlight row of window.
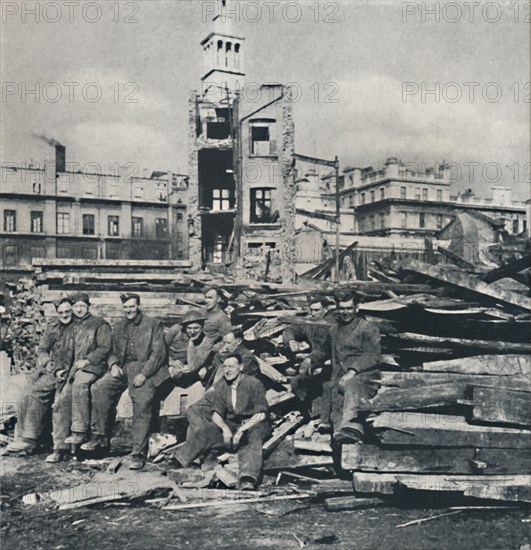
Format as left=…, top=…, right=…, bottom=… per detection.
left=355, top=187, right=444, bottom=205
left=3, top=210, right=184, bottom=237
left=361, top=212, right=445, bottom=232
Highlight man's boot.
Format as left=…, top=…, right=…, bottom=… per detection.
left=4, top=438, right=36, bottom=455
left=80, top=435, right=109, bottom=452
left=64, top=432, right=88, bottom=445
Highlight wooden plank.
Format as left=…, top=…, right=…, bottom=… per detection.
left=364, top=383, right=463, bottom=412
left=324, top=496, right=384, bottom=511
left=262, top=414, right=305, bottom=455
left=437, top=246, right=476, bottom=270
left=353, top=472, right=531, bottom=502
left=422, top=355, right=530, bottom=376
left=480, top=254, right=531, bottom=284
left=342, top=445, right=475, bottom=474
left=396, top=333, right=531, bottom=354
left=377, top=372, right=531, bottom=393
left=468, top=386, right=531, bottom=427
left=293, top=440, right=333, bottom=454
left=371, top=412, right=531, bottom=448
left=398, top=259, right=531, bottom=311
left=473, top=448, right=531, bottom=474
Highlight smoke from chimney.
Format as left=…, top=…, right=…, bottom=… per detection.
left=33, top=133, right=66, bottom=173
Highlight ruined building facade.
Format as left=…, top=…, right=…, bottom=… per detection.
left=188, top=0, right=296, bottom=281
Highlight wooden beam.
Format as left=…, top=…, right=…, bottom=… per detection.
left=422, top=355, right=530, bottom=376
left=467, top=386, right=531, bottom=427
left=437, top=246, right=476, bottom=270
left=480, top=254, right=531, bottom=284
left=395, top=333, right=531, bottom=354
left=371, top=412, right=531, bottom=448
left=398, top=259, right=531, bottom=311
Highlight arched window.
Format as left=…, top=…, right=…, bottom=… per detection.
left=234, top=43, right=240, bottom=69
left=225, top=42, right=232, bottom=67
left=217, top=40, right=223, bottom=66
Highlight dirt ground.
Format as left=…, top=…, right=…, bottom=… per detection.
left=1, top=452, right=530, bottom=550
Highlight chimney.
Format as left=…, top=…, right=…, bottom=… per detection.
left=55, top=144, right=66, bottom=173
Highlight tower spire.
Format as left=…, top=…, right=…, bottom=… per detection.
left=200, top=0, right=245, bottom=97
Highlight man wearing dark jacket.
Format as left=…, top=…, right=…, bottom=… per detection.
left=81, top=293, right=168, bottom=470
left=5, top=297, right=74, bottom=455
left=47, top=293, right=112, bottom=462
left=172, top=353, right=271, bottom=490
left=329, top=292, right=381, bottom=444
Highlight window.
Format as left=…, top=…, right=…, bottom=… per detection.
left=57, top=213, right=70, bottom=234
left=512, top=219, right=519, bottom=234
left=30, top=211, right=43, bottom=233
left=400, top=186, right=407, bottom=199
left=401, top=212, right=407, bottom=228
left=524, top=219, right=528, bottom=233
left=415, top=187, right=421, bottom=200
left=349, top=195, right=353, bottom=207
left=207, top=108, right=231, bottom=140
left=419, top=213, right=426, bottom=228
left=250, top=119, right=276, bottom=156
left=212, top=189, right=232, bottom=211
left=250, top=188, right=272, bottom=223
left=4, top=245, right=17, bottom=266
left=379, top=213, right=385, bottom=229
left=176, top=212, right=184, bottom=221
left=370, top=190, right=375, bottom=203
left=437, top=189, right=443, bottom=201
left=156, top=218, right=168, bottom=238
left=436, top=214, right=443, bottom=229
left=132, top=217, right=144, bottom=238
left=32, top=182, right=41, bottom=194
left=4, top=210, right=16, bottom=232
left=108, top=216, right=120, bottom=236
left=380, top=188, right=385, bottom=200
left=82, top=214, right=95, bottom=235
left=370, top=215, right=376, bottom=231
left=361, top=192, right=366, bottom=205
left=422, top=188, right=428, bottom=200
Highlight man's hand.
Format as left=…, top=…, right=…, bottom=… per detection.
left=221, top=426, right=233, bottom=448
left=339, top=370, right=356, bottom=390
left=198, top=367, right=207, bottom=379
left=299, top=357, right=312, bottom=376
left=133, top=373, right=146, bottom=387
left=55, top=369, right=67, bottom=382
left=288, top=340, right=301, bottom=353
left=74, top=359, right=90, bottom=371
left=232, top=431, right=243, bottom=448
left=169, top=366, right=184, bottom=379
left=111, top=364, right=123, bottom=378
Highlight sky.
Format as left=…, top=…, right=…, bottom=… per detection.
left=1, top=0, right=530, bottom=199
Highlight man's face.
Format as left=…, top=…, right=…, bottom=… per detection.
left=123, top=299, right=140, bottom=320
left=308, top=301, right=324, bottom=318
left=204, top=290, right=220, bottom=311
left=186, top=322, right=203, bottom=341
left=57, top=303, right=73, bottom=325
left=73, top=301, right=89, bottom=318
left=337, top=299, right=356, bottom=324
left=220, top=332, right=241, bottom=354
left=222, top=356, right=243, bottom=383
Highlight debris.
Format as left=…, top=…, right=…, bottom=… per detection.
left=324, top=495, right=384, bottom=512
left=395, top=510, right=463, bottom=528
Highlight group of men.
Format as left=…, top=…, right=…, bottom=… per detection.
left=5, top=285, right=381, bottom=490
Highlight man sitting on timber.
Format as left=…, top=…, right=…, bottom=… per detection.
left=5, top=297, right=74, bottom=455
left=329, top=291, right=381, bottom=444
left=202, top=287, right=232, bottom=344
left=167, top=310, right=220, bottom=385
left=283, top=294, right=334, bottom=428
left=204, top=328, right=260, bottom=388
left=81, top=293, right=168, bottom=470
left=46, top=293, right=112, bottom=462
left=172, top=353, right=271, bottom=490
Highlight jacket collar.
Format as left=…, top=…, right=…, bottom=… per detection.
left=126, top=311, right=143, bottom=326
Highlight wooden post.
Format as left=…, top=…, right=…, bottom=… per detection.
left=334, top=156, right=340, bottom=283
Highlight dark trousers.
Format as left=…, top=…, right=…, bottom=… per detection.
left=90, top=364, right=158, bottom=458
left=330, top=370, right=379, bottom=434
left=17, top=372, right=56, bottom=441
left=174, top=403, right=271, bottom=483
left=291, top=366, right=331, bottom=421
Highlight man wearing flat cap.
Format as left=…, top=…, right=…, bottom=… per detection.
left=47, top=293, right=112, bottom=462
left=165, top=309, right=220, bottom=385
left=5, top=297, right=74, bottom=455
left=82, top=293, right=168, bottom=470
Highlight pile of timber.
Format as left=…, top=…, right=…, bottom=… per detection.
left=4, top=253, right=531, bottom=507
